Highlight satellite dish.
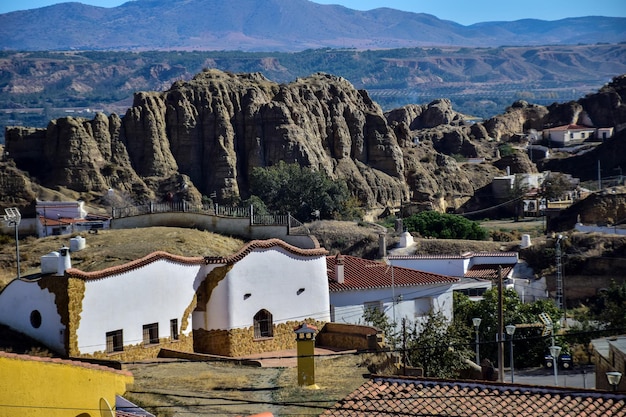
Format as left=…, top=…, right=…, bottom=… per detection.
left=99, top=397, right=114, bottom=417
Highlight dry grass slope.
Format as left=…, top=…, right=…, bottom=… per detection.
left=0, top=227, right=244, bottom=290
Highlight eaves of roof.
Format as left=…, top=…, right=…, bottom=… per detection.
left=321, top=376, right=626, bottom=416
left=327, top=255, right=458, bottom=292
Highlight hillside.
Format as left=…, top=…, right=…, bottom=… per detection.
left=0, top=227, right=244, bottom=289
left=1, top=0, right=624, bottom=52
left=1, top=44, right=624, bottom=135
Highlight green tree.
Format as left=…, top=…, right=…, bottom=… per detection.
left=453, top=289, right=563, bottom=368
left=403, top=211, right=487, bottom=240
left=591, top=280, right=626, bottom=330
left=248, top=161, right=351, bottom=221
left=406, top=311, right=472, bottom=378
left=362, top=306, right=399, bottom=349
left=542, top=172, right=574, bottom=201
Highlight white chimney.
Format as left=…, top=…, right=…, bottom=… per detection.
left=56, top=246, right=71, bottom=276
left=335, top=254, right=345, bottom=284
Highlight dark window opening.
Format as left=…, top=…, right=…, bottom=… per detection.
left=254, top=309, right=273, bottom=339
left=170, top=319, right=179, bottom=340
left=106, top=329, right=123, bottom=353
left=143, top=323, right=159, bottom=345
left=30, top=310, right=42, bottom=328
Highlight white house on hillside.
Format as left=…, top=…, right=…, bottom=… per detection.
left=36, top=200, right=111, bottom=237
left=0, top=239, right=330, bottom=359
left=326, top=255, right=459, bottom=327
left=542, top=124, right=609, bottom=147
left=388, top=252, right=519, bottom=300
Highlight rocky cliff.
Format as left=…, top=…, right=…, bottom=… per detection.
left=3, top=70, right=626, bottom=219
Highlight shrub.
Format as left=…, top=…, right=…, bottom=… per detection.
left=403, top=211, right=488, bottom=240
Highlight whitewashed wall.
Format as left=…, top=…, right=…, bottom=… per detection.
left=202, top=247, right=330, bottom=331
left=390, top=258, right=469, bottom=278
left=330, top=284, right=454, bottom=327
left=77, top=259, right=206, bottom=354
left=0, top=279, right=65, bottom=353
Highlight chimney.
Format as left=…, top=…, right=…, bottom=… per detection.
left=335, top=254, right=345, bottom=284
left=56, top=246, right=71, bottom=276
left=378, top=233, right=387, bottom=257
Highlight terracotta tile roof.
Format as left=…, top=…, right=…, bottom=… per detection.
left=321, top=376, right=626, bottom=417
left=327, top=255, right=458, bottom=292
left=546, top=124, right=595, bottom=131
left=464, top=264, right=514, bottom=280
left=205, top=238, right=328, bottom=265
left=0, top=351, right=132, bottom=377
left=66, top=251, right=206, bottom=281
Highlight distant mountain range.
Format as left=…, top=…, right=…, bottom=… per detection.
left=1, top=0, right=625, bottom=51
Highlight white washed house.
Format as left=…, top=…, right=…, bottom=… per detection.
left=0, top=239, right=330, bottom=359
left=388, top=252, right=519, bottom=300
left=36, top=200, right=111, bottom=237
left=326, top=255, right=458, bottom=326
left=542, top=124, right=597, bottom=147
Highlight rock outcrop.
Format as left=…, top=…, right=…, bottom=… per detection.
left=3, top=70, right=626, bottom=218
left=4, top=70, right=412, bottom=209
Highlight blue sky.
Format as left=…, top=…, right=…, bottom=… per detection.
left=1, top=0, right=625, bottom=25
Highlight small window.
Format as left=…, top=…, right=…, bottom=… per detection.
left=414, top=298, right=433, bottom=317
left=143, top=323, right=159, bottom=345
left=30, top=310, right=42, bottom=328
left=170, top=319, right=179, bottom=340
left=253, top=309, right=273, bottom=339
left=106, top=329, right=123, bottom=353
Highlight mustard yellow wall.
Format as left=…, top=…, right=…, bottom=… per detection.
left=0, top=354, right=133, bottom=417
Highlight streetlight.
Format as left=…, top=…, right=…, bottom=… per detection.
left=607, top=371, right=622, bottom=392
left=549, top=345, right=562, bottom=386
left=3, top=208, right=21, bottom=279
left=472, top=317, right=482, bottom=364
left=505, top=324, right=516, bottom=383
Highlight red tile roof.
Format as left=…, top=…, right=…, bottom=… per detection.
left=545, top=124, right=595, bottom=131
left=321, top=376, right=626, bottom=416
left=327, top=255, right=458, bottom=292
left=464, top=264, right=514, bottom=280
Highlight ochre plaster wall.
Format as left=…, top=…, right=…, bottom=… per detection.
left=0, top=352, right=133, bottom=417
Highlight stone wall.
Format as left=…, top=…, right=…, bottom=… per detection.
left=316, top=322, right=383, bottom=351
left=194, top=320, right=325, bottom=357
left=84, top=334, right=193, bottom=362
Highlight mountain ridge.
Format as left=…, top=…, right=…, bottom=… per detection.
left=1, top=0, right=624, bottom=51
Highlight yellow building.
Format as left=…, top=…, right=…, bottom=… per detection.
left=0, top=351, right=133, bottom=417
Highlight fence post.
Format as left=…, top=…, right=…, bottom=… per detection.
left=287, top=212, right=291, bottom=235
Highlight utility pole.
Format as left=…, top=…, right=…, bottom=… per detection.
left=497, top=265, right=504, bottom=383
left=402, top=318, right=407, bottom=376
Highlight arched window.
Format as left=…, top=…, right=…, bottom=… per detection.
left=253, top=309, right=273, bottom=339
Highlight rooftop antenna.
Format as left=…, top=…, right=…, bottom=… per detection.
left=3, top=207, right=21, bottom=279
